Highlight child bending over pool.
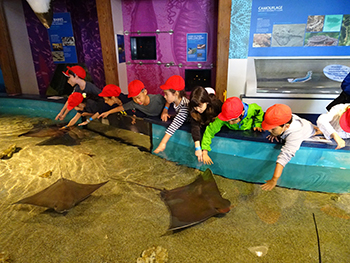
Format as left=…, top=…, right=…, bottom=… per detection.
left=154, top=75, right=189, bottom=153
left=261, top=104, right=320, bottom=191
left=189, top=86, right=222, bottom=162
left=98, top=80, right=167, bottom=119
left=55, top=66, right=101, bottom=121
left=201, top=97, right=264, bottom=165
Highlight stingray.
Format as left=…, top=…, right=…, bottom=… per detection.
left=14, top=178, right=108, bottom=213
left=160, top=168, right=231, bottom=231
left=19, top=125, right=82, bottom=146
left=123, top=168, right=231, bottom=231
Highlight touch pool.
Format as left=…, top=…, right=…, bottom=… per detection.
left=0, top=114, right=350, bottom=262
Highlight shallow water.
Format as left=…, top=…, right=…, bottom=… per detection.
left=1, top=115, right=350, bottom=262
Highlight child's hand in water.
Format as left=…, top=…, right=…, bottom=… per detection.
left=195, top=149, right=203, bottom=162
left=261, top=179, right=277, bottom=191
left=202, top=150, right=213, bottom=165
left=253, top=127, right=263, bottom=132
left=154, top=143, right=166, bottom=153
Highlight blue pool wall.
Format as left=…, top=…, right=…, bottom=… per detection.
left=0, top=97, right=76, bottom=120
left=152, top=124, right=350, bottom=194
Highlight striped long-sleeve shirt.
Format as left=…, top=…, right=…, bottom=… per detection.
left=165, top=97, right=190, bottom=136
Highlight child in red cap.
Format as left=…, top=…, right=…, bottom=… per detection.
left=56, top=65, right=101, bottom=121
left=98, top=80, right=167, bottom=119
left=154, top=75, right=189, bottom=153
left=60, top=92, right=106, bottom=129
left=77, top=84, right=129, bottom=126
left=261, top=104, right=319, bottom=191
left=317, top=103, right=350, bottom=149
left=201, top=97, right=264, bottom=164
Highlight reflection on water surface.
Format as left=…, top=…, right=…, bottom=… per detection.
left=0, top=115, right=350, bottom=262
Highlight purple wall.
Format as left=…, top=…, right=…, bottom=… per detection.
left=122, top=0, right=218, bottom=94
left=22, top=0, right=105, bottom=95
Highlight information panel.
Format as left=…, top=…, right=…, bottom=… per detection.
left=248, top=0, right=350, bottom=57
left=186, top=33, right=208, bottom=62
left=48, top=13, right=78, bottom=64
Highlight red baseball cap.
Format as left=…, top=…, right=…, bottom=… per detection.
left=218, top=97, right=244, bottom=121
left=62, top=66, right=86, bottom=79
left=128, top=80, right=145, bottom=98
left=99, top=84, right=121, bottom=97
left=160, top=75, right=185, bottom=91
left=67, top=92, right=84, bottom=110
left=339, top=108, right=350, bottom=132
left=262, top=104, right=292, bottom=130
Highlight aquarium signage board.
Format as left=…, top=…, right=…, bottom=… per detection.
left=48, top=13, right=78, bottom=64
left=248, top=0, right=350, bottom=57
left=186, top=33, right=208, bottom=62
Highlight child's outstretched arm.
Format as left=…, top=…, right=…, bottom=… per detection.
left=60, top=112, right=82, bottom=129
left=55, top=101, right=69, bottom=121
left=261, top=163, right=284, bottom=191
left=98, top=105, right=124, bottom=119
left=200, top=118, right=224, bottom=165
left=79, top=112, right=99, bottom=126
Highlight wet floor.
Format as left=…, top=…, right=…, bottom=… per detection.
left=0, top=115, right=350, bottom=262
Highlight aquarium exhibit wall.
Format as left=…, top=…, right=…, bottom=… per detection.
left=240, top=0, right=350, bottom=113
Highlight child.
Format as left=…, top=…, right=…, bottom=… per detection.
left=79, top=84, right=129, bottom=126
left=201, top=97, right=264, bottom=165
left=189, top=86, right=223, bottom=162
left=261, top=104, right=318, bottom=191
left=60, top=92, right=106, bottom=129
left=153, top=75, right=190, bottom=153
left=98, top=80, right=167, bottom=118
left=55, top=66, right=101, bottom=121
left=317, top=103, right=350, bottom=149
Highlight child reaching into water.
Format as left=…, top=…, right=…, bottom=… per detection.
left=56, top=66, right=101, bottom=121
left=189, top=86, right=223, bottom=162
left=317, top=103, right=350, bottom=149
left=60, top=92, right=107, bottom=129
left=154, top=75, right=190, bottom=153
left=78, top=84, right=127, bottom=126
left=201, top=97, right=264, bottom=164
left=261, top=104, right=320, bottom=191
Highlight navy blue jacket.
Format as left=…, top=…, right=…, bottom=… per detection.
left=341, top=72, right=350, bottom=95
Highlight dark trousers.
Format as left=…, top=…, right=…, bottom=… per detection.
left=326, top=91, right=350, bottom=111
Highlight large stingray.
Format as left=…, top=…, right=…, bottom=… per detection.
left=160, top=168, right=231, bottom=231
left=19, top=124, right=84, bottom=146
left=14, top=178, right=108, bottom=213
left=116, top=168, right=231, bottom=231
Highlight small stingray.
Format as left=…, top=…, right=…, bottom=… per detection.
left=14, top=178, right=108, bottom=213
left=160, top=168, right=231, bottom=231
left=19, top=125, right=82, bottom=146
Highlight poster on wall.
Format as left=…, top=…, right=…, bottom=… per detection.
left=248, top=0, right=350, bottom=57
left=47, top=13, right=78, bottom=64
left=117, top=34, right=126, bottom=63
left=186, top=33, right=208, bottom=62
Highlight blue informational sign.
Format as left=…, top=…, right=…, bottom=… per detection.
left=48, top=13, right=78, bottom=64
left=186, top=33, right=208, bottom=62
left=248, top=0, right=350, bottom=57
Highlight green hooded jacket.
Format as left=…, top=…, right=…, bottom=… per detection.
left=201, top=103, right=264, bottom=151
